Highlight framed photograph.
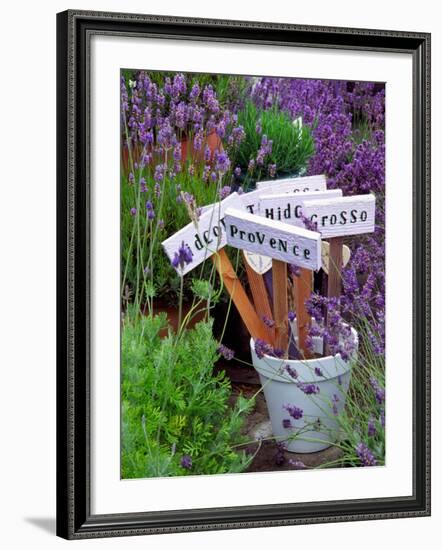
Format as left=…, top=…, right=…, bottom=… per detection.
left=56, top=9, right=431, bottom=539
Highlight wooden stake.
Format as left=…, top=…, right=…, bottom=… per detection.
left=243, top=252, right=275, bottom=345
left=211, top=249, right=267, bottom=341
left=272, top=260, right=289, bottom=353
left=327, top=237, right=344, bottom=300
left=292, top=268, right=313, bottom=358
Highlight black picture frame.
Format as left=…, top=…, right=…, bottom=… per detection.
left=56, top=9, right=431, bottom=540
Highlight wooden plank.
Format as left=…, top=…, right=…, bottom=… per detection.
left=224, top=208, right=322, bottom=271
left=211, top=249, right=267, bottom=342
left=272, top=260, right=289, bottom=353
left=292, top=268, right=313, bottom=358
left=327, top=236, right=344, bottom=300
left=243, top=252, right=275, bottom=345
left=162, top=193, right=238, bottom=276
left=300, top=193, right=376, bottom=238
left=259, top=189, right=342, bottom=227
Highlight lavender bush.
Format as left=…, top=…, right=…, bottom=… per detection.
left=120, top=71, right=250, bottom=308
left=250, top=77, right=386, bottom=354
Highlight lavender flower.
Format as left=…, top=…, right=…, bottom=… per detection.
left=274, top=442, right=286, bottom=466
left=193, top=131, right=203, bottom=151
left=157, top=119, right=175, bottom=150
left=214, top=151, right=231, bottom=175
left=267, top=163, right=277, bottom=178
left=299, top=212, right=318, bottom=232
left=369, top=377, right=385, bottom=404
left=288, top=264, right=301, bottom=277
left=180, top=454, right=192, bottom=469
left=189, top=83, right=200, bottom=101
left=130, top=207, right=137, bottom=216
left=284, top=404, right=303, bottom=420
left=285, top=364, right=298, bottom=379
left=282, top=418, right=291, bottom=429
left=254, top=339, right=272, bottom=359
left=262, top=315, right=275, bottom=328
left=367, top=418, right=376, bottom=437
left=230, top=125, right=246, bottom=146
left=218, top=344, right=235, bottom=361
left=219, top=186, right=232, bottom=200
left=314, top=367, right=324, bottom=377
left=297, top=382, right=320, bottom=395
left=173, top=144, right=182, bottom=162
left=202, top=164, right=211, bottom=182
left=171, top=241, right=193, bottom=271
left=154, top=163, right=165, bottom=183
left=356, top=442, right=377, bottom=466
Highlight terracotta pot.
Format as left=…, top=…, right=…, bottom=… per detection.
left=180, top=130, right=222, bottom=164
left=122, top=130, right=222, bottom=175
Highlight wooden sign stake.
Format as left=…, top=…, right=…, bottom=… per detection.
left=211, top=249, right=267, bottom=342
left=292, top=268, right=313, bottom=358
left=272, top=260, right=289, bottom=354
left=327, top=236, right=344, bottom=300
left=243, top=252, right=275, bottom=345
left=325, top=237, right=343, bottom=356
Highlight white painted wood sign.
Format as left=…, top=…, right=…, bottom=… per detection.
left=256, top=174, right=327, bottom=193
left=300, top=193, right=376, bottom=238
left=162, top=192, right=238, bottom=276
left=258, top=189, right=342, bottom=227
left=224, top=208, right=322, bottom=271
left=200, top=174, right=327, bottom=216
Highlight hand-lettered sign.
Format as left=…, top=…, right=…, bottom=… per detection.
left=200, top=175, right=327, bottom=217
left=242, top=174, right=327, bottom=215
left=162, top=193, right=238, bottom=275
left=256, top=174, right=327, bottom=194
left=300, top=193, right=376, bottom=238
left=258, top=189, right=342, bottom=227
left=224, top=208, right=322, bottom=271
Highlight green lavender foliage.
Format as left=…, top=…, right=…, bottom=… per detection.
left=121, top=312, right=254, bottom=478
left=337, top=319, right=385, bottom=465
left=233, top=100, right=315, bottom=185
